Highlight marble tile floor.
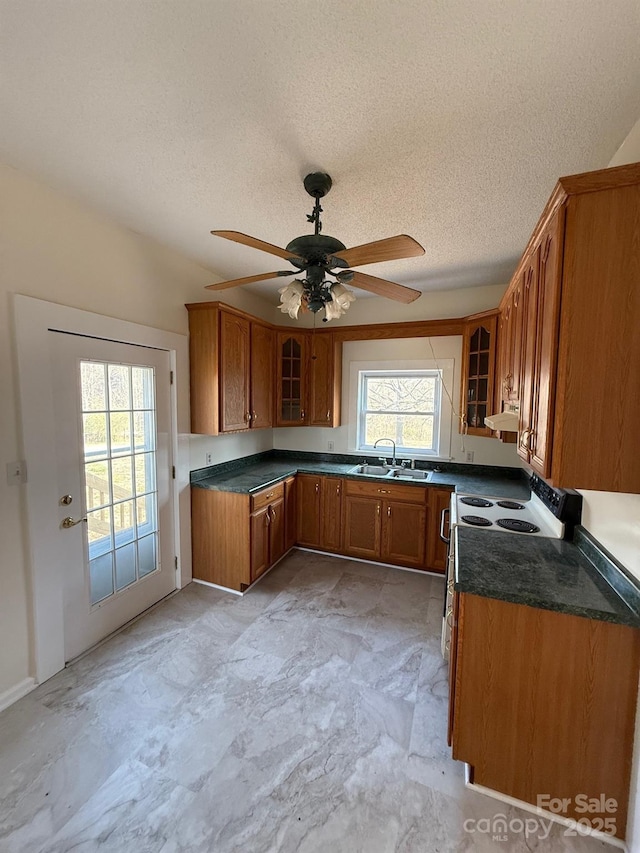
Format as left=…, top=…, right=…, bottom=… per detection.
left=0, top=550, right=610, bottom=852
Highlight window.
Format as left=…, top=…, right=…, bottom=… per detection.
left=81, top=361, right=159, bottom=605
left=357, top=369, right=442, bottom=456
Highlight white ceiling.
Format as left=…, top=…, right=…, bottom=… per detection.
left=1, top=1, right=639, bottom=304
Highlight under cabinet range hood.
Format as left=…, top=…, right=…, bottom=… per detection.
left=484, top=409, right=519, bottom=432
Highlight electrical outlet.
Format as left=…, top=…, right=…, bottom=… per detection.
left=327, top=441, right=334, bottom=451
left=205, top=452, right=212, bottom=466
left=6, top=460, right=27, bottom=485
left=465, top=451, right=474, bottom=463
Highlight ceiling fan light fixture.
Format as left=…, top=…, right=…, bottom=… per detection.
left=278, top=280, right=305, bottom=319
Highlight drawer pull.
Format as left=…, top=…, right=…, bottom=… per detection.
left=378, top=488, right=391, bottom=494
left=264, top=492, right=274, bottom=499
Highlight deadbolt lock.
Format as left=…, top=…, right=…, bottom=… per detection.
left=60, top=494, right=73, bottom=506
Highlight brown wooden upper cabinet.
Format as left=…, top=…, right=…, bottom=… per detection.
left=500, top=161, right=640, bottom=491
left=459, top=312, right=497, bottom=436
left=308, top=333, right=342, bottom=427
left=250, top=321, right=275, bottom=430
left=219, top=309, right=251, bottom=432
left=185, top=303, right=274, bottom=435
left=275, top=331, right=342, bottom=428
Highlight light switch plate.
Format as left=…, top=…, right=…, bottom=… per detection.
left=6, top=460, right=27, bottom=485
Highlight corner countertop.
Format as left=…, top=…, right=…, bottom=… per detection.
left=454, top=526, right=640, bottom=627
left=190, top=455, right=530, bottom=500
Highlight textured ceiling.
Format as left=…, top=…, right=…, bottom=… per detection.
left=1, top=1, right=639, bottom=304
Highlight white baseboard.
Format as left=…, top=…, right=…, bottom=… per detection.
left=0, top=677, right=37, bottom=713
left=295, top=547, right=445, bottom=579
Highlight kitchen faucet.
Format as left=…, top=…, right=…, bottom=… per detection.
left=373, top=438, right=397, bottom=466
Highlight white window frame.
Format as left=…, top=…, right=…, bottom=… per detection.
left=356, top=368, right=443, bottom=457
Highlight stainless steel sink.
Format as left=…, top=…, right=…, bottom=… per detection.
left=390, top=469, right=433, bottom=481
left=348, top=464, right=390, bottom=476
left=347, top=464, right=433, bottom=481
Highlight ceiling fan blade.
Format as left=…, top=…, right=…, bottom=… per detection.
left=205, top=271, right=293, bottom=291
left=333, top=235, right=424, bottom=268
left=346, top=270, right=421, bottom=304
left=211, top=230, right=302, bottom=262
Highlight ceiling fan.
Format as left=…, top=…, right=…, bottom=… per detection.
left=206, top=172, right=425, bottom=321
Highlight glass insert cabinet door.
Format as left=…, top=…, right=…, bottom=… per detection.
left=81, top=361, right=159, bottom=605
left=461, top=315, right=497, bottom=436
left=278, top=333, right=307, bottom=425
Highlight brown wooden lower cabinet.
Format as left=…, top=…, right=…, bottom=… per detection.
left=342, top=480, right=451, bottom=572
left=383, top=500, right=426, bottom=567
left=427, top=487, right=452, bottom=572
left=192, top=475, right=452, bottom=591
left=343, top=495, right=382, bottom=559
left=449, top=592, right=640, bottom=840
left=297, top=474, right=322, bottom=547
left=192, top=481, right=294, bottom=592
left=284, top=476, right=297, bottom=551
left=321, top=477, right=343, bottom=551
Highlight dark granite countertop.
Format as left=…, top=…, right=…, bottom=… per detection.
left=190, top=452, right=530, bottom=499
left=454, top=525, right=640, bottom=627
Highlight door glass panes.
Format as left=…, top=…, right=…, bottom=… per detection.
left=80, top=361, right=160, bottom=604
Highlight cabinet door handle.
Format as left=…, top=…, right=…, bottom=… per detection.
left=387, top=506, right=391, bottom=518
left=520, top=428, right=531, bottom=450
left=336, top=485, right=340, bottom=496
left=315, top=483, right=319, bottom=494
left=300, top=409, right=305, bottom=420
left=326, top=410, right=330, bottom=421
left=271, top=508, right=277, bottom=520
left=245, top=412, right=251, bottom=423
left=377, top=504, right=380, bottom=516
left=252, top=411, right=257, bottom=421
left=265, top=512, right=271, bottom=526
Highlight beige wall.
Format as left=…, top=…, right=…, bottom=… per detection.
left=287, top=283, right=507, bottom=327
left=0, top=162, right=275, bottom=696
left=274, top=336, right=520, bottom=468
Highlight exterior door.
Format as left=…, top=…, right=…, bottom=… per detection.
left=51, top=332, right=176, bottom=661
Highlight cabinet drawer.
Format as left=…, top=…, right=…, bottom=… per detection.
left=250, top=482, right=284, bottom=512
left=344, top=479, right=427, bottom=503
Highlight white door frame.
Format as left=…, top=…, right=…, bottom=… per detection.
left=14, top=295, right=191, bottom=685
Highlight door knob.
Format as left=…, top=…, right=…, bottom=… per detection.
left=61, top=516, right=87, bottom=529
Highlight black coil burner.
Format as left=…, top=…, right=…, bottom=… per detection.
left=496, top=500, right=525, bottom=510
left=460, top=497, right=494, bottom=508
left=496, top=518, right=539, bottom=533
left=461, top=515, right=493, bottom=527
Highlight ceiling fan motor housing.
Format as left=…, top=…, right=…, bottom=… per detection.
left=285, top=233, right=347, bottom=266
left=303, top=172, right=332, bottom=198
